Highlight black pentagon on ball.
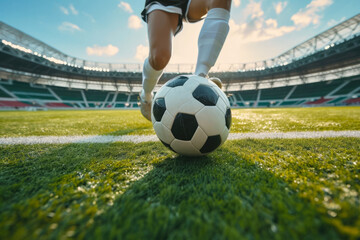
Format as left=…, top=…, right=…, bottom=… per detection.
left=152, top=98, right=166, bottom=122
left=225, top=108, right=232, bottom=130
left=166, top=76, right=189, bottom=88
left=171, top=113, right=198, bottom=141
left=192, top=84, right=219, bottom=106
left=200, top=135, right=222, bottom=154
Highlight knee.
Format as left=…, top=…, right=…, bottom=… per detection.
left=208, top=0, right=232, bottom=11
left=149, top=48, right=171, bottom=71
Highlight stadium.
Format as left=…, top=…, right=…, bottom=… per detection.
left=0, top=2, right=359, bottom=240
left=0, top=14, right=360, bottom=109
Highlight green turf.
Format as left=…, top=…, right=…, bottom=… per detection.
left=0, top=138, right=359, bottom=239
left=231, top=106, right=360, bottom=133
left=0, top=110, right=153, bottom=137
left=0, top=107, right=359, bottom=137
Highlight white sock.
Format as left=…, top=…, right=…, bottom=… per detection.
left=195, top=8, right=230, bottom=76
left=141, top=58, right=163, bottom=102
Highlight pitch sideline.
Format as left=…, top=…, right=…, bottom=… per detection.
left=0, top=130, right=359, bottom=145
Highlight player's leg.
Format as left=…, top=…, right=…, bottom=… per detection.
left=140, top=10, right=178, bottom=121
left=188, top=0, right=231, bottom=81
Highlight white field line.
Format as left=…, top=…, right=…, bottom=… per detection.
left=0, top=131, right=359, bottom=145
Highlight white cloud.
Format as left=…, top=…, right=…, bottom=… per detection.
left=60, top=5, right=78, bottom=15
left=128, top=15, right=143, bottom=29
left=135, top=44, right=149, bottom=62
left=233, top=0, right=241, bottom=7
left=230, top=1, right=295, bottom=43
left=69, top=4, right=78, bottom=15
left=167, top=1, right=297, bottom=65
left=308, top=0, right=333, bottom=8
left=230, top=18, right=295, bottom=43
left=243, top=0, right=264, bottom=19
left=118, top=1, right=133, bottom=13
left=291, top=0, right=333, bottom=29
left=58, top=22, right=82, bottom=32
left=86, top=44, right=119, bottom=56
left=274, top=2, right=287, bottom=14
left=60, top=6, right=69, bottom=15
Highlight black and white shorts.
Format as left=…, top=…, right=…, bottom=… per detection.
left=141, top=0, right=201, bottom=35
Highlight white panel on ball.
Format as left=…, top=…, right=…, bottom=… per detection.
left=195, top=76, right=212, bottom=85
left=177, top=98, right=204, bottom=115
left=164, top=87, right=193, bottom=117
left=216, top=97, right=227, bottom=114
left=171, top=139, right=202, bottom=156
left=196, top=106, right=226, bottom=136
left=191, top=127, right=208, bottom=150
left=154, top=86, right=171, bottom=99
left=220, top=127, right=230, bottom=145
left=161, top=110, right=174, bottom=130
left=153, top=122, right=175, bottom=144
left=183, top=77, right=200, bottom=93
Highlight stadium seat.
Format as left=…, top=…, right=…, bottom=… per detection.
left=344, top=97, right=360, bottom=104
left=115, top=93, right=129, bottom=102
left=305, top=98, right=332, bottom=105
left=84, top=90, right=108, bottom=102
left=0, top=100, right=31, bottom=108
left=51, top=86, right=84, bottom=101
left=289, top=80, right=344, bottom=99
left=239, top=90, right=258, bottom=101
left=333, top=79, right=360, bottom=95
left=260, top=86, right=293, bottom=100
left=45, top=102, right=72, bottom=108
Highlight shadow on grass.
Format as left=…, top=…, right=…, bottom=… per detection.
left=85, top=148, right=344, bottom=240
left=0, top=139, right=357, bottom=240
left=0, top=142, right=166, bottom=240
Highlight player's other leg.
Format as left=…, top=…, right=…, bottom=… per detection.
left=140, top=10, right=178, bottom=121
left=188, top=0, right=232, bottom=88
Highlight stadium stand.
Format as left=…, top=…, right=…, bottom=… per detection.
left=0, top=75, right=359, bottom=109
left=51, top=86, right=83, bottom=101
left=115, top=93, right=129, bottom=102
left=129, top=94, right=139, bottom=103
left=260, top=86, right=293, bottom=100
left=288, top=80, right=344, bottom=99
left=44, top=102, right=72, bottom=108
left=344, top=97, right=360, bottom=105
left=333, top=77, right=360, bottom=95
left=83, top=90, right=108, bottom=102
left=305, top=98, right=332, bottom=105
left=0, top=100, right=31, bottom=108
left=238, top=90, right=258, bottom=101
left=0, top=88, right=11, bottom=98
left=0, top=80, right=56, bottom=100
left=0, top=14, right=359, bottom=109
left=327, top=97, right=348, bottom=104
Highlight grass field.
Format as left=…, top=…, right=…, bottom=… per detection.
left=0, top=107, right=359, bottom=239
left=1, top=107, right=359, bottom=137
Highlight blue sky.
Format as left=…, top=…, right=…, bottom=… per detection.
left=0, top=0, right=359, bottom=65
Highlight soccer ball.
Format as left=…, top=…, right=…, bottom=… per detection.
left=151, top=75, right=232, bottom=156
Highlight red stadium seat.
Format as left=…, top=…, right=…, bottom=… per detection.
left=344, top=97, right=360, bottom=104
left=0, top=100, right=31, bottom=107
left=45, top=102, right=72, bottom=108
